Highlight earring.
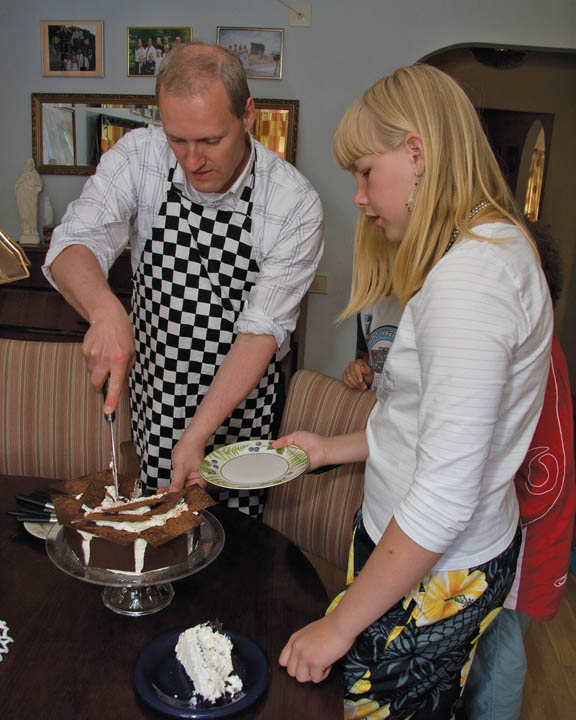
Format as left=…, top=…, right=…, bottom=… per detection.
left=405, top=174, right=421, bottom=215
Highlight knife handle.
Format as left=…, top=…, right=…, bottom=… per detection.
left=102, top=378, right=116, bottom=422
left=16, top=494, right=55, bottom=511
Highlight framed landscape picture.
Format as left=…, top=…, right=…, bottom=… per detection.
left=41, top=21, right=103, bottom=77
left=127, top=26, right=193, bottom=77
left=216, top=27, right=283, bottom=79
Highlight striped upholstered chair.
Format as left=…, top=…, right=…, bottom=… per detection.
left=264, top=369, right=377, bottom=595
left=0, top=338, right=132, bottom=481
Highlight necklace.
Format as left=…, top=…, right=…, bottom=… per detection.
left=444, top=201, right=490, bottom=255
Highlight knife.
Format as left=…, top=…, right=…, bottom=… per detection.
left=16, top=494, right=55, bottom=512
left=7, top=512, right=58, bottom=523
left=102, top=378, right=120, bottom=500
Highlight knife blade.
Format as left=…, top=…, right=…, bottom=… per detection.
left=102, top=378, right=120, bottom=500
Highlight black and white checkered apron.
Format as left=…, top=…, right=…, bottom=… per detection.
left=129, top=161, right=281, bottom=518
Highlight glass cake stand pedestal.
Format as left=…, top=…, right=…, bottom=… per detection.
left=46, top=511, right=225, bottom=617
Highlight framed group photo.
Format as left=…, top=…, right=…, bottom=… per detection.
left=216, top=27, right=283, bottom=79
left=127, top=26, right=193, bottom=77
left=41, top=21, right=103, bottom=77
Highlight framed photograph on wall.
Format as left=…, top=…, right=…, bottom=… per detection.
left=216, top=27, right=283, bottom=79
left=41, top=21, right=103, bottom=77
left=127, top=27, right=193, bottom=77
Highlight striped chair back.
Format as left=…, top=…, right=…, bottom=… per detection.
left=0, top=338, right=131, bottom=480
left=263, top=369, right=377, bottom=570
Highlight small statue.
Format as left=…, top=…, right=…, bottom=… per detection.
left=15, top=157, right=43, bottom=245
left=40, top=193, right=55, bottom=227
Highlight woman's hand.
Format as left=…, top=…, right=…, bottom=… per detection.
left=272, top=431, right=330, bottom=472
left=279, top=614, right=355, bottom=683
left=273, top=429, right=369, bottom=470
left=342, top=359, right=374, bottom=391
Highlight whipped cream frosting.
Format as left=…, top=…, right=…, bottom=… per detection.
left=176, top=625, right=243, bottom=703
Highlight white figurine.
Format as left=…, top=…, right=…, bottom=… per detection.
left=40, top=193, right=55, bottom=228
left=15, top=157, right=43, bottom=245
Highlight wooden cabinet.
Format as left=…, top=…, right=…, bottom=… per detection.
left=0, top=246, right=132, bottom=342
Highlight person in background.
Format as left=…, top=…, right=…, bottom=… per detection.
left=274, top=64, right=551, bottom=719
left=153, top=48, right=164, bottom=76
left=143, top=37, right=157, bottom=74
left=43, top=42, right=323, bottom=519
left=463, top=222, right=576, bottom=720
left=341, top=298, right=403, bottom=392
left=134, top=38, right=146, bottom=75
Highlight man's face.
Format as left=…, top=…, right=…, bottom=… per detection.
left=160, top=83, right=254, bottom=194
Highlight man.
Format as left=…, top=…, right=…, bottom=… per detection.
left=43, top=42, right=324, bottom=517
left=133, top=38, right=146, bottom=75
left=144, top=37, right=157, bottom=74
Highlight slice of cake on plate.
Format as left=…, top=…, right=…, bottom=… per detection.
left=51, top=470, right=216, bottom=574
left=175, top=623, right=243, bottom=703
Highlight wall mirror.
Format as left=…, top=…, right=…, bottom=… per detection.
left=31, top=93, right=299, bottom=175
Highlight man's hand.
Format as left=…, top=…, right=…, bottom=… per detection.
left=163, top=333, right=278, bottom=493
left=165, top=432, right=209, bottom=493
left=342, top=359, right=374, bottom=391
left=279, top=613, right=355, bottom=683
left=50, top=245, right=135, bottom=414
left=83, top=299, right=135, bottom=414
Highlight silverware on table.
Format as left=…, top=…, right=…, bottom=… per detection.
left=15, top=494, right=54, bottom=512
left=8, top=512, right=57, bottom=523
left=8, top=492, right=58, bottom=523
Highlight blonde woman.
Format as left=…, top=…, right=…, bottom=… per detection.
left=275, top=65, right=552, bottom=719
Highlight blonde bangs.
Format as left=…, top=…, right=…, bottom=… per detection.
left=332, top=98, right=381, bottom=170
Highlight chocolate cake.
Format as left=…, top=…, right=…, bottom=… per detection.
left=51, top=470, right=216, bottom=574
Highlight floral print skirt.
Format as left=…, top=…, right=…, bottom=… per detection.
left=332, top=510, right=521, bottom=720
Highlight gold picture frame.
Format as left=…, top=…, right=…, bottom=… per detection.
left=0, top=229, right=31, bottom=285
left=31, top=93, right=300, bottom=174
left=41, top=21, right=103, bottom=77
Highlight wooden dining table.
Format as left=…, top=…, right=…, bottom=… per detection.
left=0, top=475, right=343, bottom=719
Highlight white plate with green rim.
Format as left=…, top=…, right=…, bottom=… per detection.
left=199, top=441, right=309, bottom=490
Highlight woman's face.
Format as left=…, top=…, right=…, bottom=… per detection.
left=352, top=135, right=423, bottom=243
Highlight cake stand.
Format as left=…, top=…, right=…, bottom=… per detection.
left=45, top=511, right=225, bottom=617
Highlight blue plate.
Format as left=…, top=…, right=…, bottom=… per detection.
left=134, top=628, right=269, bottom=718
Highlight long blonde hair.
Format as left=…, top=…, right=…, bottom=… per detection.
left=333, top=64, right=532, bottom=314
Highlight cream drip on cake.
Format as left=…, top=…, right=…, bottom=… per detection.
left=175, top=624, right=243, bottom=703
left=76, top=529, right=198, bottom=575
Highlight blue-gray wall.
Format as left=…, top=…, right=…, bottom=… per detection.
left=1, top=1, right=575, bottom=378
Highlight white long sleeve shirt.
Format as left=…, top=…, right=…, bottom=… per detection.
left=43, top=126, right=324, bottom=357
left=363, top=223, right=552, bottom=570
